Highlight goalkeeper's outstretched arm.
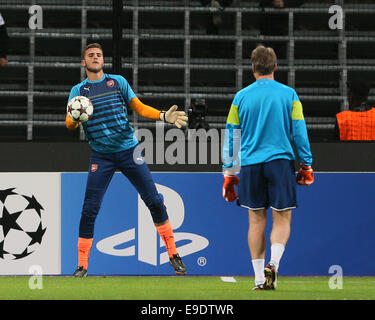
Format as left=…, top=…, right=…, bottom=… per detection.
left=129, top=98, right=162, bottom=120
left=129, top=98, right=188, bottom=128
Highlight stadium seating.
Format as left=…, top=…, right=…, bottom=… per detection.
left=0, top=0, right=374, bottom=141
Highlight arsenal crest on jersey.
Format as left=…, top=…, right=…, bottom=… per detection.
left=107, top=80, right=114, bottom=87
left=91, top=164, right=98, bottom=172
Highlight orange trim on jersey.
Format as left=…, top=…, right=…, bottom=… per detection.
left=65, top=114, right=79, bottom=130
left=129, top=97, right=161, bottom=120
left=336, top=108, right=375, bottom=140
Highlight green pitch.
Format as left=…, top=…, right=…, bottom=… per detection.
left=0, top=276, right=374, bottom=300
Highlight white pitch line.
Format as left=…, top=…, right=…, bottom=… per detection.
left=221, top=276, right=237, bottom=283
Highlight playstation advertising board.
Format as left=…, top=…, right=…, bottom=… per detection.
left=1, top=172, right=375, bottom=276
left=61, top=173, right=247, bottom=275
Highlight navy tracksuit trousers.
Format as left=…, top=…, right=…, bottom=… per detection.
left=79, top=145, right=168, bottom=238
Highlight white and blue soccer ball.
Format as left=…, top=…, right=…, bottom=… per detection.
left=67, top=96, right=94, bottom=123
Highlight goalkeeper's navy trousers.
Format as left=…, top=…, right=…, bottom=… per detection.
left=79, top=144, right=168, bottom=238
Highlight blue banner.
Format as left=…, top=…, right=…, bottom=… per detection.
left=61, top=172, right=375, bottom=276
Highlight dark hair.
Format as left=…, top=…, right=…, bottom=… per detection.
left=82, top=43, right=103, bottom=58
left=348, top=81, right=370, bottom=103
left=251, top=45, right=277, bottom=76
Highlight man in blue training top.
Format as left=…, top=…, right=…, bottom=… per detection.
left=222, top=45, right=314, bottom=290
left=66, top=43, right=188, bottom=277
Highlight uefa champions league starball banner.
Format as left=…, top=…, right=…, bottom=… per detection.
left=0, top=173, right=61, bottom=275
left=1, top=172, right=375, bottom=276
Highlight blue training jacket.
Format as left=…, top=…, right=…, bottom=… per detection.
left=68, top=73, right=138, bottom=153
left=222, top=79, right=313, bottom=170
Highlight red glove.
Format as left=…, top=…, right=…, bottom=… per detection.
left=222, top=175, right=240, bottom=202
left=296, top=163, right=314, bottom=186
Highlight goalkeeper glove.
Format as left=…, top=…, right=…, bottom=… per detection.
left=222, top=173, right=239, bottom=202
left=161, top=105, right=188, bottom=128
left=296, top=163, right=314, bottom=186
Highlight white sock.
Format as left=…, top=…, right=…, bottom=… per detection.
left=269, top=243, right=285, bottom=271
left=252, top=259, right=265, bottom=285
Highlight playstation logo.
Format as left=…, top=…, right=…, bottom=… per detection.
left=96, top=183, right=209, bottom=265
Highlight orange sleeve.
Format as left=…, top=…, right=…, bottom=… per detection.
left=65, top=114, right=79, bottom=130
left=129, top=98, right=161, bottom=120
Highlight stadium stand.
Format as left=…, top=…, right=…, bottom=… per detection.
left=0, top=0, right=374, bottom=141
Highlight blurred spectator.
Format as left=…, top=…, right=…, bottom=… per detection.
left=335, top=81, right=375, bottom=141
left=199, top=0, right=234, bottom=34
left=259, top=0, right=306, bottom=59
left=0, top=13, right=9, bottom=67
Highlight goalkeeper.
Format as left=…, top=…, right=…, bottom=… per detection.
left=222, top=45, right=313, bottom=290
left=66, top=43, right=188, bottom=277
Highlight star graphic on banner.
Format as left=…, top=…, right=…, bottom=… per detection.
left=26, top=222, right=46, bottom=246
left=13, top=247, right=33, bottom=260
left=0, top=207, right=23, bottom=238
left=23, top=195, right=44, bottom=218
left=0, top=188, right=17, bottom=203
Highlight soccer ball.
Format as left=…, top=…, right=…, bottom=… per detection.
left=0, top=188, right=46, bottom=260
left=67, top=96, right=94, bottom=123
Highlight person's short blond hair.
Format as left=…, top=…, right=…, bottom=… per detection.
left=251, top=45, right=277, bottom=76
left=82, top=43, right=103, bottom=58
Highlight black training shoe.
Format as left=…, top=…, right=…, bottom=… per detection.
left=169, top=254, right=187, bottom=274
left=73, top=266, right=88, bottom=278
left=252, top=284, right=266, bottom=291
left=264, top=263, right=277, bottom=290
